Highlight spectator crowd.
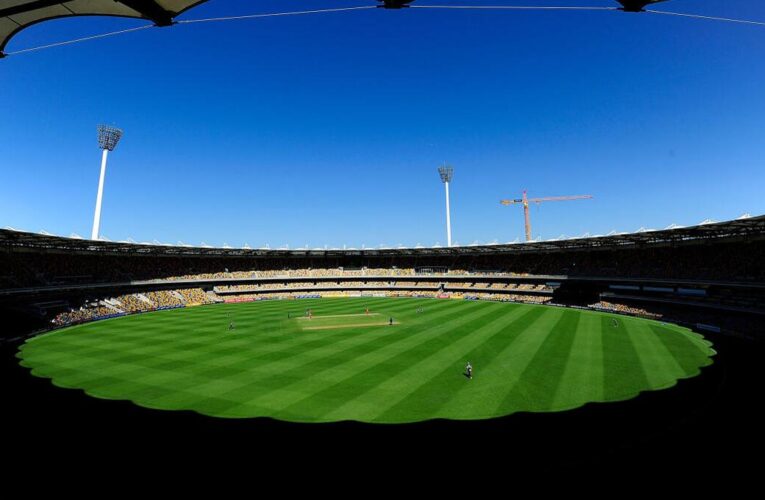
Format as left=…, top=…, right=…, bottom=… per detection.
left=51, top=288, right=218, bottom=326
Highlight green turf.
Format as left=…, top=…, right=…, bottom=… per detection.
left=17, top=298, right=715, bottom=423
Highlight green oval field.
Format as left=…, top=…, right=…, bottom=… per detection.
left=17, top=298, right=715, bottom=423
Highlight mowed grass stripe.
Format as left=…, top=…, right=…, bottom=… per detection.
left=321, top=303, right=536, bottom=422
left=105, top=299, right=471, bottom=413
left=47, top=302, right=388, bottom=408
left=212, top=298, right=490, bottom=416
left=187, top=299, right=461, bottom=374
left=650, top=324, right=715, bottom=375
left=551, top=310, right=604, bottom=408
left=375, top=305, right=547, bottom=423
left=18, top=299, right=715, bottom=423
left=22, top=298, right=434, bottom=382
left=433, top=306, right=554, bottom=418
left=241, top=302, right=504, bottom=420
left=427, top=306, right=559, bottom=417
left=623, top=319, right=687, bottom=389
left=18, top=299, right=365, bottom=368
left=192, top=301, right=474, bottom=405
left=18, top=304, right=293, bottom=384
left=83, top=299, right=454, bottom=406
left=601, top=315, right=650, bottom=401
left=41, top=298, right=348, bottom=346
left=492, top=309, right=577, bottom=414
left=25, top=298, right=417, bottom=355
left=141, top=300, right=498, bottom=418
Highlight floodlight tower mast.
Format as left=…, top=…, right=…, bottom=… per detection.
left=438, top=164, right=454, bottom=247
left=91, top=125, right=123, bottom=240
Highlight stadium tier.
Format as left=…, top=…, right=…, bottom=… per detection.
left=1, top=215, right=763, bottom=337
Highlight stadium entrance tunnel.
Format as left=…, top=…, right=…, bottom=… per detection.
left=553, top=281, right=605, bottom=306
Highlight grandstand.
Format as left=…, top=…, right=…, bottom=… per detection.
left=1, top=215, right=763, bottom=336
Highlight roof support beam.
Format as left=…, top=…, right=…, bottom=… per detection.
left=0, top=1, right=73, bottom=18
left=616, top=1, right=668, bottom=13
left=116, top=0, right=175, bottom=26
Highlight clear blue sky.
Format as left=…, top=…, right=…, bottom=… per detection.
left=1, top=0, right=764, bottom=247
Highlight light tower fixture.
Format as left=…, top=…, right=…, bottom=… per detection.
left=91, top=124, right=123, bottom=240
left=438, top=164, right=454, bottom=247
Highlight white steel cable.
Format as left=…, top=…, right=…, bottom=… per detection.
left=6, top=24, right=153, bottom=56
left=411, top=5, right=765, bottom=27
left=646, top=9, right=765, bottom=27
left=177, top=5, right=377, bottom=24
left=4, top=5, right=376, bottom=56
left=410, top=5, right=618, bottom=11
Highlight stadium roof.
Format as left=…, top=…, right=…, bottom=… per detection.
left=2, top=214, right=764, bottom=257
left=0, top=0, right=208, bottom=56
left=0, top=1, right=688, bottom=58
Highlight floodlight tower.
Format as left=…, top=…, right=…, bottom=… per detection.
left=91, top=125, right=123, bottom=240
left=438, top=164, right=454, bottom=247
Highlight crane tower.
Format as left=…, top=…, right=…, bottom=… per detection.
left=500, top=190, right=593, bottom=242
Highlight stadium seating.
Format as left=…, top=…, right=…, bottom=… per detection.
left=50, top=288, right=217, bottom=326
left=2, top=235, right=763, bottom=288
left=1, top=219, right=763, bottom=335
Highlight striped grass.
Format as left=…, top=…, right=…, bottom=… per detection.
left=18, top=298, right=715, bottom=423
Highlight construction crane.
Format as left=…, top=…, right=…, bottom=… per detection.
left=500, top=191, right=593, bottom=242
